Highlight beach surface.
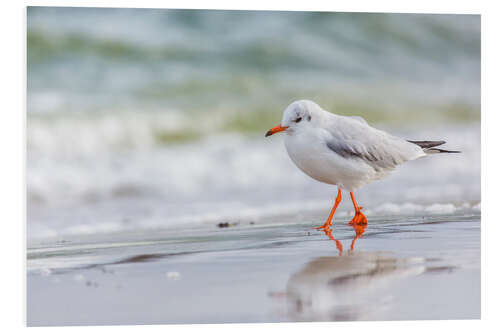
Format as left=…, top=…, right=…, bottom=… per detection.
left=27, top=210, right=480, bottom=326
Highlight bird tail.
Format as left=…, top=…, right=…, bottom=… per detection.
left=407, top=140, right=461, bottom=154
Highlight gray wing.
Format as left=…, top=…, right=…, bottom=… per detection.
left=323, top=115, right=423, bottom=172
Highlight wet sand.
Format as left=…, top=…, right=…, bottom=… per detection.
left=27, top=212, right=480, bottom=326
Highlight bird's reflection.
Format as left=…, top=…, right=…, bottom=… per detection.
left=274, top=222, right=431, bottom=321
left=283, top=251, right=427, bottom=321
left=321, top=227, right=343, bottom=254
left=267, top=221, right=459, bottom=321
left=318, top=222, right=367, bottom=255
left=350, top=222, right=367, bottom=251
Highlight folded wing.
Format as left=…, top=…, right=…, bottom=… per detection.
left=323, top=115, right=424, bottom=172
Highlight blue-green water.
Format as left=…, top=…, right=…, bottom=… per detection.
left=28, top=8, right=479, bottom=122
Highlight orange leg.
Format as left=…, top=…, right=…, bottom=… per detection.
left=314, top=188, right=342, bottom=230
left=348, top=192, right=368, bottom=225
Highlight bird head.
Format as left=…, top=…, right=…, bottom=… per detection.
left=265, top=100, right=319, bottom=137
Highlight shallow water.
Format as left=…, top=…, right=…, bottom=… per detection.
left=27, top=123, right=480, bottom=242
left=27, top=212, right=480, bottom=325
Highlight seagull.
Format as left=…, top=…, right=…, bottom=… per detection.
left=265, top=100, right=459, bottom=229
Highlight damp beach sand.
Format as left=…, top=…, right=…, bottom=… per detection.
left=27, top=210, right=480, bottom=326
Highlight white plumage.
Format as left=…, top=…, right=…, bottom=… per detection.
left=265, top=100, right=458, bottom=228
left=280, top=100, right=425, bottom=191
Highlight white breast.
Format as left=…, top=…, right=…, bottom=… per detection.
left=284, top=127, right=378, bottom=191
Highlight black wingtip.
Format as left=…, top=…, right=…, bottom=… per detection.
left=428, top=148, right=461, bottom=154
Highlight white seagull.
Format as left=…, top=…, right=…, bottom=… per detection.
left=265, top=100, right=459, bottom=229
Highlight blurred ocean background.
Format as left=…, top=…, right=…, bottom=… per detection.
left=27, top=8, right=480, bottom=242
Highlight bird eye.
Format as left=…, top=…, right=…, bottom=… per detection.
left=296, top=117, right=302, bottom=123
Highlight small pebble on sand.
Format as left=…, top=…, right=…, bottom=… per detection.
left=166, top=271, right=181, bottom=280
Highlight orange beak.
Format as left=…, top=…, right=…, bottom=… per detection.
left=265, top=124, right=288, bottom=137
